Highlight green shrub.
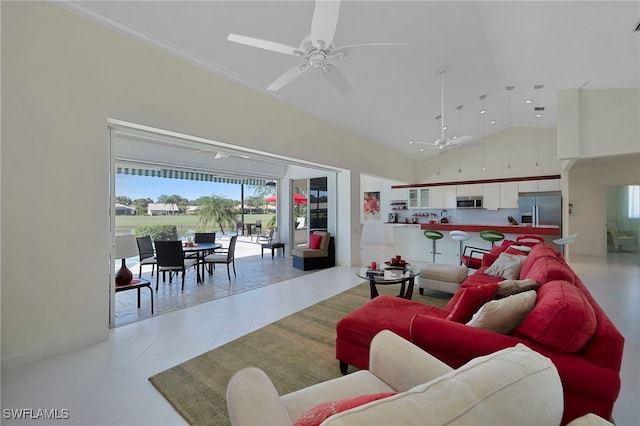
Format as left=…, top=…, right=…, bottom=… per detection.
left=134, top=225, right=178, bottom=241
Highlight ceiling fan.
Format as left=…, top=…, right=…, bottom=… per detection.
left=409, top=66, right=473, bottom=152
left=227, top=0, right=406, bottom=94
left=191, top=148, right=249, bottom=160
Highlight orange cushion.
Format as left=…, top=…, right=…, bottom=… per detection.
left=293, top=392, right=397, bottom=426
left=446, top=283, right=498, bottom=323
left=308, top=233, right=323, bottom=249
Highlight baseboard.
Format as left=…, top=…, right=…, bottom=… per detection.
left=1, top=329, right=109, bottom=371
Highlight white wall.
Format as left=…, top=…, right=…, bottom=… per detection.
left=1, top=2, right=412, bottom=367
left=360, top=174, right=408, bottom=244
left=416, top=127, right=562, bottom=183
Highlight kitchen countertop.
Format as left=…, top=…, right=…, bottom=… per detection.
left=416, top=223, right=561, bottom=236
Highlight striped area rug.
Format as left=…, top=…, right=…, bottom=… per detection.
left=149, top=282, right=449, bottom=425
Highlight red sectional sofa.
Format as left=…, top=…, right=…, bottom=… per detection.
left=336, top=243, right=624, bottom=425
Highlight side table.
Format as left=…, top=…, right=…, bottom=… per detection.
left=261, top=242, right=285, bottom=259
left=115, top=278, right=154, bottom=314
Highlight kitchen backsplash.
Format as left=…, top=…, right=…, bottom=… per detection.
left=399, top=208, right=520, bottom=226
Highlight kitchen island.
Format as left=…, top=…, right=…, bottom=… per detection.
left=393, top=223, right=560, bottom=265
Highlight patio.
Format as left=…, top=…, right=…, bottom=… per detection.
left=114, top=235, right=312, bottom=327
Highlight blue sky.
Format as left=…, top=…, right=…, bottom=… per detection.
left=116, top=174, right=251, bottom=202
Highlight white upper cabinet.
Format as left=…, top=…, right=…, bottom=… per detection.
left=538, top=179, right=561, bottom=191
left=429, top=186, right=444, bottom=209
left=483, top=183, right=500, bottom=210
left=408, top=188, right=430, bottom=208
left=518, top=179, right=561, bottom=193
left=443, top=186, right=457, bottom=208
left=499, top=182, right=519, bottom=208
left=390, top=188, right=408, bottom=200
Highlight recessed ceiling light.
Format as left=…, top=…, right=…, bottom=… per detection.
left=443, top=125, right=448, bottom=130
left=525, top=100, right=533, bottom=104
left=490, top=120, right=496, bottom=124
left=480, top=110, right=486, bottom=114
left=408, top=140, right=414, bottom=144
left=535, top=113, right=542, bottom=118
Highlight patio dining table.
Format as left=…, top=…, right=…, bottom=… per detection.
left=182, top=242, right=222, bottom=283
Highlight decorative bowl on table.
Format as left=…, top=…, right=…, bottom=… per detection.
left=384, top=260, right=409, bottom=269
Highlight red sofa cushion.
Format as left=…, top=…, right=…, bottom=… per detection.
left=519, top=244, right=558, bottom=279
left=446, top=283, right=498, bottom=323
left=336, top=295, right=448, bottom=349
left=514, top=280, right=597, bottom=353
left=521, top=253, right=575, bottom=285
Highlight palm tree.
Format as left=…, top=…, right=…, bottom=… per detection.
left=197, top=195, right=238, bottom=235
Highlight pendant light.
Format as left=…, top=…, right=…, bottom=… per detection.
left=534, top=84, right=543, bottom=172
left=479, top=94, right=487, bottom=172
left=506, top=86, right=514, bottom=171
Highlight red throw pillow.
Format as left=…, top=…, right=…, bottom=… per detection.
left=446, top=283, right=499, bottom=323
left=308, top=233, right=322, bottom=249
left=293, top=392, right=397, bottom=426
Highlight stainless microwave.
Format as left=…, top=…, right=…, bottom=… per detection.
left=456, top=196, right=483, bottom=209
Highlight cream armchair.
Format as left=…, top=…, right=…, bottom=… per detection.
left=227, top=330, right=569, bottom=426
left=607, top=221, right=639, bottom=252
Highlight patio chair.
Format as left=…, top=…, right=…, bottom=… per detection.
left=254, top=220, right=262, bottom=236
left=190, top=232, right=217, bottom=257
left=204, top=235, right=238, bottom=280
left=154, top=240, right=198, bottom=292
left=135, top=236, right=157, bottom=278
left=256, top=227, right=275, bottom=243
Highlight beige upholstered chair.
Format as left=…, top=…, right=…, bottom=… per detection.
left=606, top=221, right=638, bottom=252
left=291, top=231, right=335, bottom=270
left=227, top=330, right=573, bottom=426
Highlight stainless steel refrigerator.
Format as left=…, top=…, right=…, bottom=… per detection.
left=518, top=191, right=562, bottom=228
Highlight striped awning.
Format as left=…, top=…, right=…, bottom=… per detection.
left=116, top=167, right=266, bottom=186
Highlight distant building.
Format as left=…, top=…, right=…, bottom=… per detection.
left=186, top=206, right=199, bottom=215
left=115, top=203, right=136, bottom=216
left=147, top=203, right=179, bottom=215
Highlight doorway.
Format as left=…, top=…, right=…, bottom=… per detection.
left=605, top=185, right=640, bottom=262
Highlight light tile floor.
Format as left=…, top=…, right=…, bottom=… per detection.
left=1, top=245, right=638, bottom=425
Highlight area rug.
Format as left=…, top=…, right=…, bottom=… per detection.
left=149, top=282, right=450, bottom=425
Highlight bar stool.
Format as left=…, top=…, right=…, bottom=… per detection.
left=553, top=233, right=579, bottom=258
left=449, top=230, right=471, bottom=264
left=516, top=235, right=545, bottom=247
left=424, top=230, right=444, bottom=263
left=480, top=230, right=505, bottom=248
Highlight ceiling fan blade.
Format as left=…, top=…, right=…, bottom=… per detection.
left=332, top=42, right=407, bottom=55
left=310, top=0, right=340, bottom=49
left=449, top=136, right=473, bottom=146
left=228, top=34, right=303, bottom=56
left=321, top=64, right=352, bottom=94
left=267, top=63, right=310, bottom=91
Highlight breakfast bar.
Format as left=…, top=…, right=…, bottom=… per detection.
left=393, top=223, right=560, bottom=265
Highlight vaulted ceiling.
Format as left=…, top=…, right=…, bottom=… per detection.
left=59, top=1, right=640, bottom=159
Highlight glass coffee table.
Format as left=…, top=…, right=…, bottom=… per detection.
left=356, top=265, right=421, bottom=300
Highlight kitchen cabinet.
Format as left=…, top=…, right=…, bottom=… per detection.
left=428, top=186, right=444, bottom=208
left=518, top=179, right=561, bottom=193
left=499, top=182, right=519, bottom=208
left=443, top=186, right=457, bottom=208
left=408, top=188, right=430, bottom=208
left=538, top=179, right=560, bottom=192
left=390, top=187, right=408, bottom=201
left=483, top=183, right=500, bottom=210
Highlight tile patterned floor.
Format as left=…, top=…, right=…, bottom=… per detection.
left=2, top=245, right=638, bottom=425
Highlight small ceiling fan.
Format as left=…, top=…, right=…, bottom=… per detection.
left=191, top=148, right=249, bottom=160
left=409, top=66, right=473, bottom=152
left=227, top=0, right=406, bottom=94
